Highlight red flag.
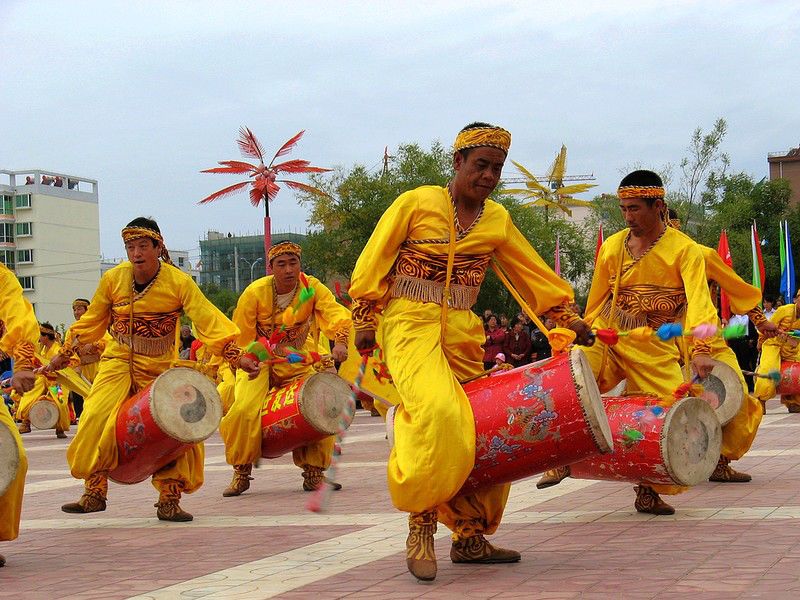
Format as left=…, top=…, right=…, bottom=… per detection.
left=717, top=229, right=733, bottom=321
left=594, top=223, right=604, bottom=264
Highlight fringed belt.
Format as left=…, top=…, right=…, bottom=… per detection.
left=599, top=297, right=686, bottom=331
left=390, top=275, right=479, bottom=310
left=110, top=330, right=175, bottom=357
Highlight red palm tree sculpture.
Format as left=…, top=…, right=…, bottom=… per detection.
left=200, top=127, right=330, bottom=274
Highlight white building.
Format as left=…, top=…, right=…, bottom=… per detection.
left=0, top=169, right=100, bottom=328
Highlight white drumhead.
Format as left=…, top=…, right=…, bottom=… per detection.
left=0, top=421, right=21, bottom=497
left=570, top=348, right=613, bottom=453
left=697, top=360, right=743, bottom=426
left=29, top=398, right=59, bottom=430
left=298, top=372, right=353, bottom=435
left=662, top=397, right=722, bottom=486
left=150, top=367, right=222, bottom=443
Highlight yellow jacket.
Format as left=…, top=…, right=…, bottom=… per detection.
left=0, top=263, right=39, bottom=370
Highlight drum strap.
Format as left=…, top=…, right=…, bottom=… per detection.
left=441, top=189, right=457, bottom=342
left=489, top=260, right=550, bottom=339
left=127, top=281, right=137, bottom=393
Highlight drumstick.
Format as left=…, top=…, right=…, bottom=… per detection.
left=740, top=370, right=781, bottom=383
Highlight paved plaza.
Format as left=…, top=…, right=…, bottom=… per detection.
left=3, top=398, right=800, bottom=599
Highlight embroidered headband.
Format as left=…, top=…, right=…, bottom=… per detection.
left=72, top=299, right=90, bottom=310
left=268, top=241, right=302, bottom=263
left=121, top=225, right=174, bottom=266
left=617, top=185, right=665, bottom=200
left=454, top=126, right=511, bottom=154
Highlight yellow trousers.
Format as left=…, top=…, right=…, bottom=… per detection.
left=219, top=364, right=334, bottom=469
left=711, top=344, right=763, bottom=460
left=66, top=355, right=204, bottom=494
left=217, top=363, right=236, bottom=416
left=582, top=332, right=688, bottom=496
left=17, top=375, right=70, bottom=431
left=382, top=298, right=509, bottom=540
left=0, top=402, right=26, bottom=541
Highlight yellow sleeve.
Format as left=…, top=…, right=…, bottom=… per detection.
left=584, top=237, right=617, bottom=324
left=0, top=264, right=39, bottom=370
left=231, top=282, right=261, bottom=347
left=702, top=246, right=761, bottom=314
left=763, top=304, right=798, bottom=348
left=680, top=243, right=719, bottom=355
left=63, top=271, right=114, bottom=351
left=179, top=275, right=241, bottom=364
left=492, top=211, right=576, bottom=320
left=310, top=277, right=352, bottom=346
left=349, top=191, right=418, bottom=330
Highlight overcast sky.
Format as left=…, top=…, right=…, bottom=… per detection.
left=2, top=0, right=798, bottom=262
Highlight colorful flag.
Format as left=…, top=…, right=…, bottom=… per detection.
left=594, top=223, right=604, bottom=265
left=780, top=220, right=796, bottom=303
left=717, top=230, right=733, bottom=322
left=750, top=222, right=765, bottom=305
left=554, top=234, right=561, bottom=276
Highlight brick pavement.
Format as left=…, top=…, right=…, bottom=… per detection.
left=2, top=398, right=800, bottom=599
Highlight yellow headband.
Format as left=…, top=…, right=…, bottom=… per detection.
left=617, top=185, right=665, bottom=200
left=72, top=299, right=90, bottom=309
left=268, top=241, right=302, bottom=263
left=454, top=126, right=511, bottom=154
left=121, top=225, right=174, bottom=266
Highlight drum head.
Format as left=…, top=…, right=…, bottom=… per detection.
left=570, top=349, right=613, bottom=453
left=697, top=360, right=743, bottom=426
left=298, top=372, right=353, bottom=435
left=0, top=421, right=21, bottom=497
left=662, top=396, right=722, bottom=486
left=29, top=398, right=59, bottom=430
left=150, top=367, right=222, bottom=443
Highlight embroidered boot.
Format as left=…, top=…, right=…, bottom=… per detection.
left=634, top=485, right=675, bottom=515
left=155, top=481, right=193, bottom=522
left=536, top=466, right=570, bottom=489
left=62, top=472, right=108, bottom=513
left=302, top=465, right=342, bottom=491
left=406, top=510, right=437, bottom=581
left=450, top=534, right=521, bottom=564
left=17, top=421, right=31, bottom=434
left=222, top=464, right=254, bottom=497
left=709, top=455, right=751, bottom=483
left=55, top=429, right=67, bottom=439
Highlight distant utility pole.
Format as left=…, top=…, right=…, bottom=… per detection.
left=234, top=245, right=240, bottom=293
left=382, top=146, right=393, bottom=177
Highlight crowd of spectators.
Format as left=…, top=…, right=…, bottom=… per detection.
left=480, top=308, right=557, bottom=370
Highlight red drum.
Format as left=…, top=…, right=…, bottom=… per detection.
left=777, top=361, right=800, bottom=395
left=387, top=349, right=613, bottom=495
left=0, top=419, right=20, bottom=497
left=29, top=397, right=60, bottom=430
left=261, top=372, right=353, bottom=459
left=696, top=360, right=743, bottom=426
left=569, top=396, right=722, bottom=486
left=109, top=367, right=222, bottom=484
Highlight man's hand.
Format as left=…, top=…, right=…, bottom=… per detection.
left=354, top=330, right=377, bottom=353
left=331, top=342, right=348, bottom=363
left=45, top=353, right=70, bottom=373
left=238, top=355, right=260, bottom=380
left=78, top=342, right=97, bottom=356
left=692, top=354, right=716, bottom=379
left=570, top=320, right=595, bottom=347
left=757, top=321, right=780, bottom=339
left=11, top=370, right=36, bottom=393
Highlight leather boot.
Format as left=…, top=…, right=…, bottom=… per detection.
left=155, top=481, right=193, bottom=522
left=302, top=464, right=342, bottom=491
left=17, top=421, right=31, bottom=434
left=62, top=472, right=108, bottom=513
left=634, top=485, right=675, bottom=515
left=406, top=510, right=437, bottom=581
left=222, top=464, right=253, bottom=497
left=56, top=429, right=67, bottom=439
left=709, top=455, right=751, bottom=483
left=450, top=534, right=521, bottom=564
left=536, top=466, right=570, bottom=489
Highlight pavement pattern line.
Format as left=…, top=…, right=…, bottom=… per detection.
left=124, top=478, right=597, bottom=600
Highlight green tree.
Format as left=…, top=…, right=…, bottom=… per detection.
left=199, top=283, right=241, bottom=317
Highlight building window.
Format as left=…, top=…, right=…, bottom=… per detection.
left=18, top=276, right=34, bottom=290
left=15, top=222, right=32, bottom=237
left=0, top=223, right=14, bottom=243
left=17, top=249, right=33, bottom=264
left=1, top=195, right=12, bottom=215
left=0, top=249, right=14, bottom=268
left=14, top=194, right=31, bottom=209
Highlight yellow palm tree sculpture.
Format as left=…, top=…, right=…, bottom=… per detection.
left=505, top=145, right=597, bottom=219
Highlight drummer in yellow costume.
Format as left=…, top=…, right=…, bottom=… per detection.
left=47, top=217, right=258, bottom=522
left=0, top=263, right=39, bottom=568
left=350, top=123, right=591, bottom=582
left=16, top=322, right=70, bottom=438
left=754, top=290, right=800, bottom=412
left=537, top=170, right=718, bottom=515
left=219, top=241, right=351, bottom=496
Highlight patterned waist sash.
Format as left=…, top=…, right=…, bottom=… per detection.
left=600, top=285, right=687, bottom=331
left=110, top=309, right=181, bottom=357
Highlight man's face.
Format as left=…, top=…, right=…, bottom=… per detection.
left=73, top=305, right=87, bottom=320
left=180, top=325, right=191, bottom=339
left=619, top=198, right=663, bottom=237
left=452, top=146, right=506, bottom=203
left=39, top=333, right=52, bottom=346
left=125, top=238, right=160, bottom=276
left=271, top=254, right=301, bottom=290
